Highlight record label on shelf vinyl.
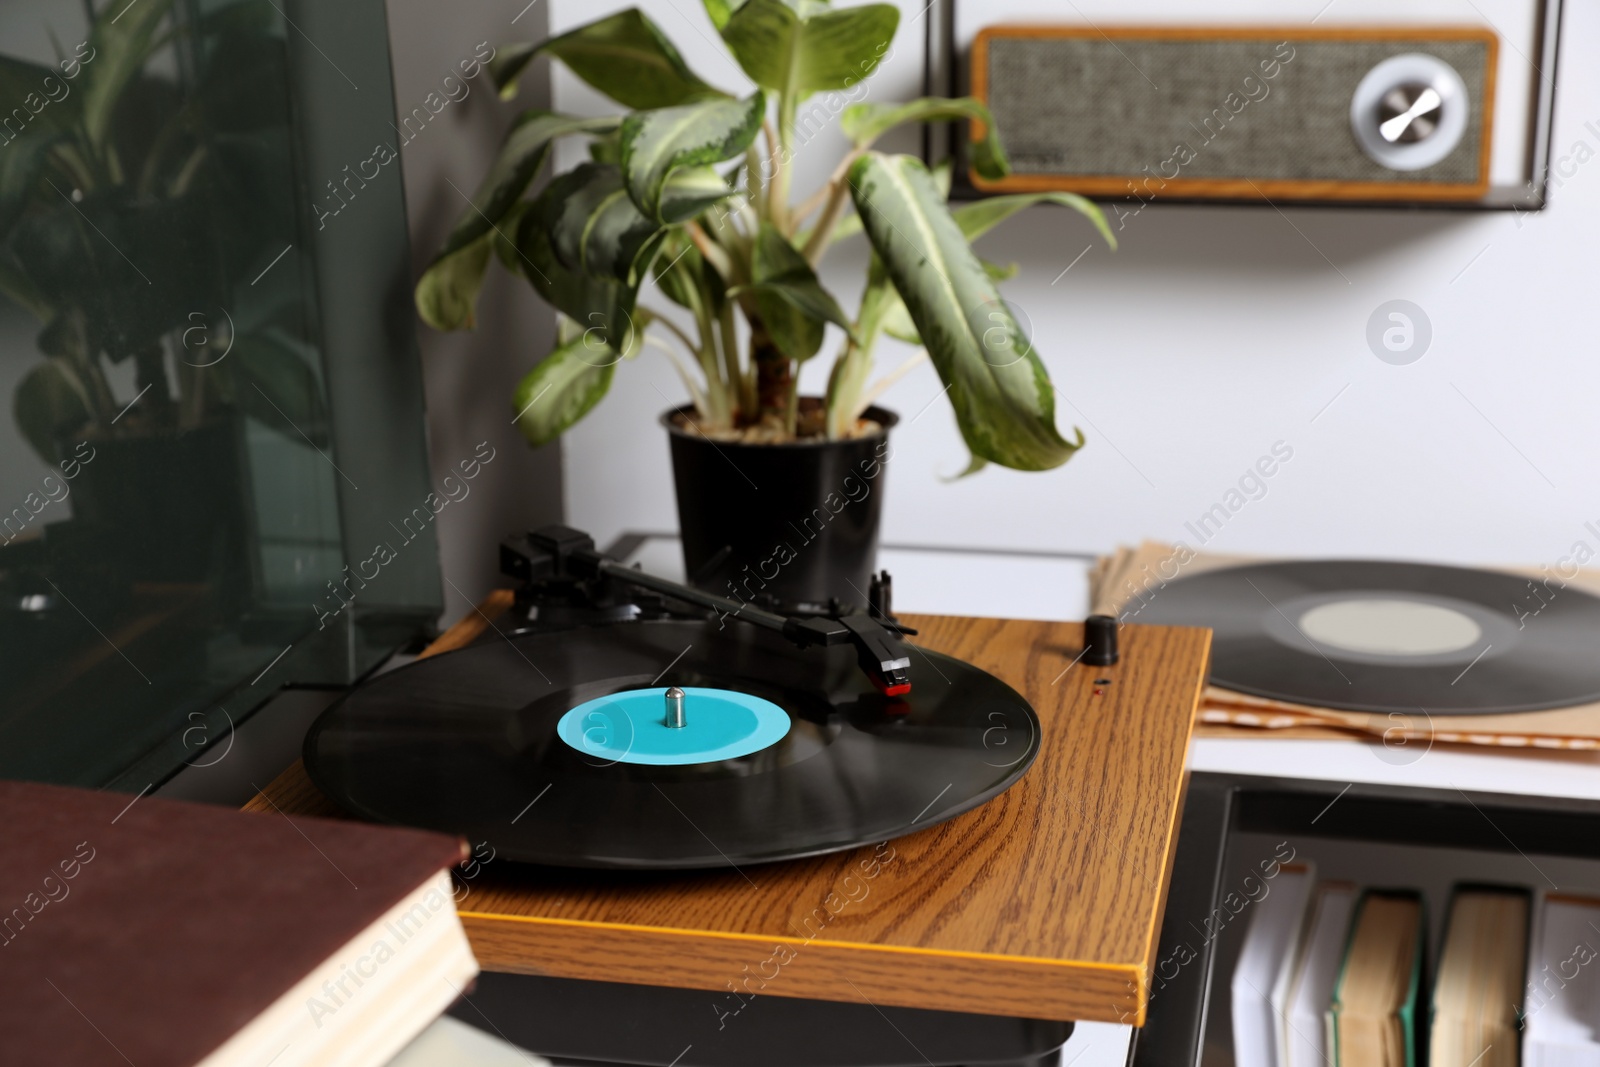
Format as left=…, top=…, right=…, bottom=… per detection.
left=1135, top=560, right=1600, bottom=715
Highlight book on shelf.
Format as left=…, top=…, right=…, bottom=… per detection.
left=1331, top=890, right=1425, bottom=1067
left=1232, top=863, right=1317, bottom=1067
left=0, top=780, right=479, bottom=1067
left=1284, top=882, right=1359, bottom=1067
left=1428, top=886, right=1529, bottom=1067
left=1524, top=893, right=1600, bottom=1067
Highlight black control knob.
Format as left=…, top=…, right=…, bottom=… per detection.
left=1082, top=614, right=1119, bottom=667
left=868, top=570, right=893, bottom=620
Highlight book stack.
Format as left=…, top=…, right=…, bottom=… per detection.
left=1232, top=876, right=1553, bottom=1067
left=0, top=780, right=482, bottom=1067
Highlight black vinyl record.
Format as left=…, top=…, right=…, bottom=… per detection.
left=1134, top=560, right=1600, bottom=714
left=304, top=619, right=1040, bottom=870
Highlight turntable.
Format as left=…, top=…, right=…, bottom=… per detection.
left=246, top=526, right=1212, bottom=1066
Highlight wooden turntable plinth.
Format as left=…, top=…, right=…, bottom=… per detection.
left=245, top=593, right=1209, bottom=1026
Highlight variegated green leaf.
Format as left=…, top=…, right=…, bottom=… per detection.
left=539, top=163, right=665, bottom=285
left=841, top=97, right=1009, bottom=180
left=651, top=231, right=725, bottom=313
left=828, top=185, right=1114, bottom=252
left=0, top=56, right=82, bottom=141
left=740, top=221, right=850, bottom=362
left=81, top=0, right=175, bottom=154
left=415, top=235, right=493, bottom=331
left=511, top=332, right=617, bottom=446
left=414, top=111, right=619, bottom=331
left=702, top=0, right=756, bottom=31
left=657, top=164, right=735, bottom=224
left=721, top=0, right=899, bottom=97
left=219, top=330, right=330, bottom=448
left=950, top=192, right=1117, bottom=250
left=878, top=257, right=1015, bottom=344
left=848, top=152, right=1082, bottom=471
left=514, top=188, right=640, bottom=355
left=619, top=92, right=763, bottom=222
left=14, top=357, right=91, bottom=464
left=491, top=9, right=725, bottom=108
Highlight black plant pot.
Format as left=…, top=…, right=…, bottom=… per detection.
left=68, top=417, right=256, bottom=608
left=664, top=403, right=897, bottom=612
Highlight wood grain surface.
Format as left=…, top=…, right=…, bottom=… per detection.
left=246, top=596, right=1209, bottom=1024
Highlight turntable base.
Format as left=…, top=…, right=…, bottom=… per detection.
left=246, top=592, right=1209, bottom=1034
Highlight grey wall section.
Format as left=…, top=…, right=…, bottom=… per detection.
left=286, top=0, right=442, bottom=615
left=384, top=0, right=563, bottom=625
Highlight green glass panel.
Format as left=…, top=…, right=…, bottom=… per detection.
left=0, top=0, right=439, bottom=788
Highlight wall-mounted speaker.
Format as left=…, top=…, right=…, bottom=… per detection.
left=967, top=26, right=1498, bottom=205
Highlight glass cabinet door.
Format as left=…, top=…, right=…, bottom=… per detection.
left=0, top=0, right=439, bottom=788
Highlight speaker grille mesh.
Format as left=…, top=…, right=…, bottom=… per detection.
left=983, top=36, right=1488, bottom=185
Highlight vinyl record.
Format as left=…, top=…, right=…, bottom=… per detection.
left=1133, top=560, right=1600, bottom=714
left=304, top=619, right=1040, bottom=870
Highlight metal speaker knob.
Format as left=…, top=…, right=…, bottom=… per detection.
left=1350, top=53, right=1470, bottom=171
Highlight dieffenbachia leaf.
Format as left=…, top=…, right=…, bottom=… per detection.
left=14, top=357, right=91, bottom=464
left=877, top=257, right=1015, bottom=344
left=720, top=0, right=899, bottom=98
left=513, top=189, right=640, bottom=356
left=492, top=202, right=530, bottom=271
left=538, top=163, right=667, bottom=285
left=491, top=9, right=726, bottom=108
left=657, top=165, right=735, bottom=225
left=219, top=330, right=330, bottom=448
left=950, top=192, right=1117, bottom=250
left=81, top=0, right=175, bottom=154
left=486, top=9, right=726, bottom=108
left=828, top=185, right=1115, bottom=253
left=414, top=111, right=620, bottom=330
left=415, top=234, right=493, bottom=332
left=651, top=230, right=725, bottom=314
left=0, top=56, right=82, bottom=142
left=841, top=97, right=1009, bottom=180
left=511, top=330, right=617, bottom=446
left=848, top=152, right=1083, bottom=471
left=739, top=221, right=851, bottom=362
left=701, top=0, right=749, bottom=32
left=619, top=92, right=763, bottom=223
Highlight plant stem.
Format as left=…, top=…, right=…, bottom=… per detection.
left=852, top=349, right=927, bottom=422
left=684, top=221, right=736, bottom=282
left=731, top=195, right=761, bottom=237
left=790, top=183, right=832, bottom=229
left=133, top=343, right=175, bottom=427
left=746, top=312, right=793, bottom=426
left=744, top=144, right=766, bottom=222
left=801, top=148, right=865, bottom=266
left=767, top=104, right=791, bottom=234
left=645, top=309, right=701, bottom=358
left=647, top=308, right=728, bottom=428
left=644, top=336, right=710, bottom=420
left=720, top=302, right=752, bottom=419
left=824, top=275, right=894, bottom=438
left=802, top=179, right=853, bottom=267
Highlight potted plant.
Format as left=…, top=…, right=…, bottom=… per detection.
left=0, top=0, right=325, bottom=595
left=415, top=2, right=1113, bottom=608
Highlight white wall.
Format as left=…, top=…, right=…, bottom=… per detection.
left=551, top=0, right=1600, bottom=576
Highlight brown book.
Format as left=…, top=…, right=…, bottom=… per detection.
left=0, top=780, right=478, bottom=1066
